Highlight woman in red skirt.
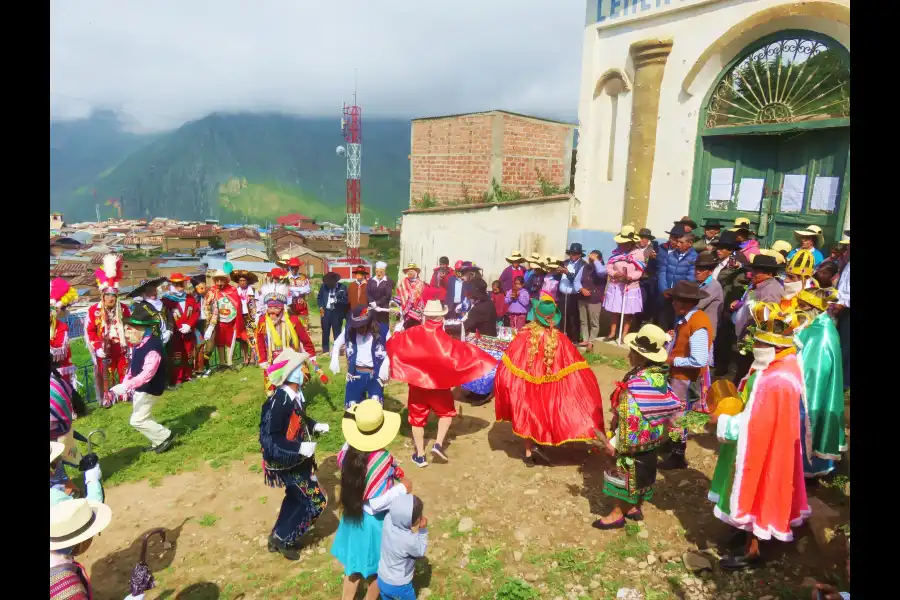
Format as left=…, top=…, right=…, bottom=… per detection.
left=495, top=294, right=605, bottom=467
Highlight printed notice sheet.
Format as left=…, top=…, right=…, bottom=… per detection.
left=709, top=168, right=734, bottom=201
left=736, top=178, right=765, bottom=212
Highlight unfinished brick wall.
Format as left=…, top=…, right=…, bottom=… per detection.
left=409, top=111, right=575, bottom=208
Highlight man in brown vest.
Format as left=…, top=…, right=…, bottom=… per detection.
left=348, top=265, right=370, bottom=312
left=659, top=280, right=712, bottom=470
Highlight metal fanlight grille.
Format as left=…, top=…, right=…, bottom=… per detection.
left=705, top=36, right=850, bottom=129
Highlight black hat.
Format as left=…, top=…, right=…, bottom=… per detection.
left=711, top=230, right=740, bottom=250
left=323, top=272, right=341, bottom=286
left=566, top=242, right=584, bottom=256
left=190, top=275, right=207, bottom=288
left=122, top=303, right=161, bottom=328
left=468, top=278, right=489, bottom=301
left=675, top=216, right=698, bottom=230
left=665, top=224, right=691, bottom=237
left=702, top=218, right=723, bottom=229
left=126, top=277, right=168, bottom=298
left=348, top=305, right=373, bottom=329
left=459, top=261, right=483, bottom=275
left=748, top=252, right=784, bottom=272
left=663, top=280, right=710, bottom=301
left=694, top=251, right=719, bottom=269
left=638, top=228, right=654, bottom=239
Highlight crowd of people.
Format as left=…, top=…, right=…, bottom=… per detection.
left=50, top=217, right=851, bottom=598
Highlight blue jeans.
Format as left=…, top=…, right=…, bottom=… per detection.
left=345, top=370, right=384, bottom=408
left=377, top=578, right=416, bottom=600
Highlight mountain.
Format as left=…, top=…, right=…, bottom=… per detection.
left=50, top=112, right=411, bottom=224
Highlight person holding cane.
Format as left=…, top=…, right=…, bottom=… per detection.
left=602, top=227, right=645, bottom=344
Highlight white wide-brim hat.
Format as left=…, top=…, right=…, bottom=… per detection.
left=422, top=299, right=448, bottom=317
left=50, top=498, right=113, bottom=551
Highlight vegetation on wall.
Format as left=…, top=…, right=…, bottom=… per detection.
left=411, top=168, right=571, bottom=210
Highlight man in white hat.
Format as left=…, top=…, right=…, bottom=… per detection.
left=387, top=289, right=496, bottom=467
left=367, top=261, right=395, bottom=339
left=788, top=225, right=825, bottom=267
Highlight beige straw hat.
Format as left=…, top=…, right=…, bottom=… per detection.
left=341, top=399, right=402, bottom=452
left=50, top=498, right=113, bottom=551
left=50, top=441, right=65, bottom=464
left=623, top=324, right=669, bottom=363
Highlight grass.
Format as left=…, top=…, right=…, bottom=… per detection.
left=197, top=513, right=219, bottom=527
left=583, top=351, right=629, bottom=371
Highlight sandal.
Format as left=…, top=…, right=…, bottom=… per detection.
left=592, top=517, right=626, bottom=530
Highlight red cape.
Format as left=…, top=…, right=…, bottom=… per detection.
left=387, top=320, right=497, bottom=389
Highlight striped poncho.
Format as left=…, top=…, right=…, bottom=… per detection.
left=337, top=443, right=405, bottom=500
left=50, top=373, right=75, bottom=440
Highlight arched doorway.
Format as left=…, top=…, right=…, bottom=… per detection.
left=689, top=30, right=850, bottom=247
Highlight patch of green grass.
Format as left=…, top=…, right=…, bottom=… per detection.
left=233, top=505, right=243, bottom=511
left=494, top=578, right=539, bottom=600
left=584, top=351, right=629, bottom=371
left=258, top=496, right=268, bottom=505
left=606, top=534, right=650, bottom=561
left=248, top=462, right=262, bottom=473
left=467, top=545, right=503, bottom=574
left=197, top=513, right=219, bottom=527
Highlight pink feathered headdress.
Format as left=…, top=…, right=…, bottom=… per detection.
left=94, top=254, right=123, bottom=294
left=50, top=278, right=78, bottom=310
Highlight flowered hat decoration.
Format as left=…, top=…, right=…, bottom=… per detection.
left=50, top=278, right=78, bottom=311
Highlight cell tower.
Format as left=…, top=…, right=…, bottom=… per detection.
left=341, top=92, right=362, bottom=263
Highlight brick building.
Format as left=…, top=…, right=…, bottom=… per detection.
left=409, top=110, right=576, bottom=207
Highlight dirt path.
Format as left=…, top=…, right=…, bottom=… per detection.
left=81, top=363, right=848, bottom=600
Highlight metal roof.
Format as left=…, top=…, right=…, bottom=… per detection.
left=156, top=260, right=204, bottom=269
left=227, top=248, right=269, bottom=261
left=205, top=258, right=278, bottom=273
left=52, top=262, right=90, bottom=276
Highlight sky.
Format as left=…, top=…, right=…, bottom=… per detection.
left=50, top=0, right=586, bottom=132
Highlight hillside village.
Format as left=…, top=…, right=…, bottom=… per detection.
left=49, top=211, right=398, bottom=316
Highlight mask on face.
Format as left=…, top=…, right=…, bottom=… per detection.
left=125, top=328, right=144, bottom=345
left=751, top=346, right=777, bottom=370
left=783, top=280, right=803, bottom=299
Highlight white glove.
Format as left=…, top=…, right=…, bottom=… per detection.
left=84, top=463, right=102, bottom=485
left=369, top=302, right=377, bottom=309
left=162, top=330, right=172, bottom=344
left=95, top=348, right=106, bottom=359
left=110, top=383, right=128, bottom=396
left=179, top=324, right=191, bottom=334
left=330, top=359, right=340, bottom=375
left=259, top=361, right=269, bottom=370
left=299, top=441, right=317, bottom=457
left=204, top=326, right=215, bottom=340
left=313, top=423, right=329, bottom=434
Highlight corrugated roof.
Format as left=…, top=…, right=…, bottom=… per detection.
left=276, top=213, right=314, bottom=225
left=52, top=262, right=90, bottom=276
left=89, top=253, right=123, bottom=264
left=123, top=235, right=165, bottom=245
left=206, top=258, right=278, bottom=273
left=165, top=225, right=218, bottom=238
left=157, top=260, right=204, bottom=269
left=226, top=248, right=269, bottom=261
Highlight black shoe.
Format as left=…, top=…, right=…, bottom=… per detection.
left=719, top=553, right=762, bottom=571
left=270, top=535, right=301, bottom=560
left=470, top=393, right=493, bottom=407
left=153, top=432, right=177, bottom=454
left=267, top=533, right=278, bottom=553
left=592, top=517, right=626, bottom=530
left=523, top=455, right=535, bottom=468
left=141, top=444, right=156, bottom=453
left=624, top=508, right=644, bottom=521
left=531, top=445, right=552, bottom=465
left=658, top=453, right=688, bottom=470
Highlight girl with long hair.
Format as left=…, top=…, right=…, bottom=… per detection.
left=330, top=400, right=407, bottom=600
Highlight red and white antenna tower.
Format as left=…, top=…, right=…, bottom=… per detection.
left=341, top=86, right=362, bottom=263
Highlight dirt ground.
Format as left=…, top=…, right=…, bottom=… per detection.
left=78, top=360, right=849, bottom=600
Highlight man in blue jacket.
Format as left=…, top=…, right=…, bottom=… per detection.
left=317, top=272, right=349, bottom=355
left=657, top=224, right=698, bottom=330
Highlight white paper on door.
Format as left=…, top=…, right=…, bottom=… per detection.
left=810, top=176, right=840, bottom=213
left=708, top=168, right=734, bottom=201
left=780, top=174, right=807, bottom=213
left=735, top=178, right=765, bottom=212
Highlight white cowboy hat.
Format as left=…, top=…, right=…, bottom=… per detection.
left=613, top=225, right=640, bottom=244
left=50, top=441, right=65, bottom=464
left=50, top=498, right=113, bottom=551
left=793, top=225, right=824, bottom=247
left=422, top=299, right=448, bottom=318
left=506, top=250, right=525, bottom=263
left=210, top=269, right=230, bottom=281
left=623, top=324, right=669, bottom=363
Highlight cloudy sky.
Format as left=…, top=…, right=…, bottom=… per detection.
left=51, top=0, right=586, bottom=131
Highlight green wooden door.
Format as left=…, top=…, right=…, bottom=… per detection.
left=691, top=128, right=848, bottom=248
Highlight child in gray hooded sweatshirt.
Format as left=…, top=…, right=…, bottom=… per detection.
left=377, top=494, right=428, bottom=600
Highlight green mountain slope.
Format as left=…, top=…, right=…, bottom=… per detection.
left=51, top=112, right=411, bottom=224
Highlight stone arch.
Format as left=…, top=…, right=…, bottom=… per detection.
left=593, top=68, right=631, bottom=98
left=681, top=1, right=850, bottom=98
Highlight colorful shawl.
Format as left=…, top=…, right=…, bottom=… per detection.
left=337, top=444, right=404, bottom=500
left=394, top=277, right=425, bottom=322
left=50, top=374, right=74, bottom=440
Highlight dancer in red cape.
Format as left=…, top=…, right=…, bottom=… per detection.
left=495, top=294, right=605, bottom=467
left=387, top=286, right=496, bottom=468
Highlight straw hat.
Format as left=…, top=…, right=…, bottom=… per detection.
left=210, top=269, right=230, bottom=282
left=771, top=240, right=793, bottom=255
left=403, top=263, right=421, bottom=274
left=793, top=225, right=824, bottom=247
left=506, top=250, right=525, bottom=264
left=265, top=348, right=309, bottom=387
left=623, top=324, right=669, bottom=363
left=275, top=254, right=292, bottom=268
left=50, top=498, right=113, bottom=551
left=422, top=299, right=448, bottom=318
left=230, top=270, right=259, bottom=285
left=50, top=441, right=65, bottom=464
left=542, top=255, right=563, bottom=270
left=729, top=217, right=753, bottom=233
left=342, top=399, right=402, bottom=452
left=613, top=225, right=640, bottom=244
left=526, top=252, right=544, bottom=268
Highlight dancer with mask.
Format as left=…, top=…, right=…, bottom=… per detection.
left=795, top=287, right=846, bottom=479
left=205, top=269, right=248, bottom=368
left=781, top=249, right=817, bottom=312
left=256, top=277, right=320, bottom=393
left=367, top=261, right=395, bottom=340
left=232, top=270, right=259, bottom=366
left=259, top=348, right=330, bottom=559
left=161, top=273, right=200, bottom=386
left=394, top=263, right=425, bottom=330
left=707, top=303, right=810, bottom=570
left=86, top=255, right=131, bottom=399
left=127, top=277, right=171, bottom=343
left=330, top=306, right=390, bottom=408
left=109, top=304, right=176, bottom=454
